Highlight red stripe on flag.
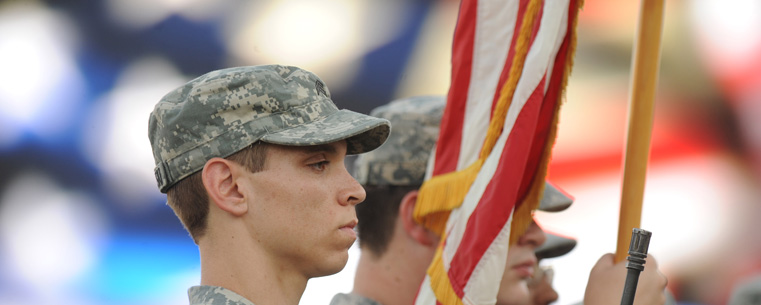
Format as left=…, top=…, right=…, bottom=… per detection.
left=447, top=75, right=549, bottom=296
left=433, top=0, right=477, bottom=176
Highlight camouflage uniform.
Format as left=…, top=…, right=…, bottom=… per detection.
left=188, top=286, right=256, bottom=305
left=329, top=293, right=383, bottom=305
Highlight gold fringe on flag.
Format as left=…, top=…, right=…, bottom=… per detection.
left=425, top=238, right=465, bottom=305
left=413, top=159, right=483, bottom=236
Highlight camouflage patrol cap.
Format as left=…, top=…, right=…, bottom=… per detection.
left=535, top=182, right=575, bottom=259
left=353, top=95, right=446, bottom=186
left=149, top=65, right=390, bottom=193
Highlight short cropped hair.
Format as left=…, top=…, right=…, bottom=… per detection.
left=356, top=184, right=420, bottom=256
left=166, top=142, right=269, bottom=243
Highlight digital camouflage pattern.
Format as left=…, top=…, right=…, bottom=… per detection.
left=329, top=293, right=383, bottom=305
left=188, top=285, right=255, bottom=305
left=149, top=64, right=390, bottom=193
left=353, top=95, right=446, bottom=186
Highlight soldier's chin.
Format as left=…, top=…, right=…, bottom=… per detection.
left=309, top=252, right=350, bottom=278
left=496, top=283, right=531, bottom=305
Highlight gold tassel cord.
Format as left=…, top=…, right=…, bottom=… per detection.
left=427, top=239, right=465, bottom=305
left=414, top=160, right=483, bottom=236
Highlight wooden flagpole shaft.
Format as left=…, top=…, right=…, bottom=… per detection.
left=615, top=0, right=665, bottom=263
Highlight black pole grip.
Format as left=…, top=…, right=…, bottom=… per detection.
left=621, top=228, right=652, bottom=305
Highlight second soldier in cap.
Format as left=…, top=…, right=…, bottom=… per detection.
left=330, top=96, right=669, bottom=305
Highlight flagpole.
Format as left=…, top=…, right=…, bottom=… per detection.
left=615, top=0, right=665, bottom=263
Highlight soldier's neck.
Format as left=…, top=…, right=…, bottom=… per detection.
left=197, top=228, right=307, bottom=305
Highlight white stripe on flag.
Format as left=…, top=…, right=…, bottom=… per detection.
left=463, top=212, right=513, bottom=305
left=414, top=276, right=438, bottom=305
left=543, top=0, right=570, bottom=95
left=458, top=0, right=520, bottom=170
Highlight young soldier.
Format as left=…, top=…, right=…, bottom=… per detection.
left=148, top=65, right=390, bottom=305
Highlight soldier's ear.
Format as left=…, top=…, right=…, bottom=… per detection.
left=399, top=190, right=440, bottom=247
left=202, top=158, right=248, bottom=216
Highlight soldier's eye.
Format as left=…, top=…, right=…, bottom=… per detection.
left=309, top=161, right=329, bottom=171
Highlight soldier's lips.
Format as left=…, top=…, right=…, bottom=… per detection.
left=512, top=259, right=537, bottom=279
left=339, top=220, right=357, bottom=239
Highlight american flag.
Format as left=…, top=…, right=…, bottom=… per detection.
left=412, top=0, right=581, bottom=304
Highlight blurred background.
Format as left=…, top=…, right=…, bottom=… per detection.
left=0, top=0, right=760, bottom=304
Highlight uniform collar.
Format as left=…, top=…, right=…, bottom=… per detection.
left=188, top=285, right=256, bottom=305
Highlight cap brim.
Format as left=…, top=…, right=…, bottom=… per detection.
left=538, top=181, right=574, bottom=212
left=261, top=109, right=390, bottom=155
left=536, top=232, right=577, bottom=259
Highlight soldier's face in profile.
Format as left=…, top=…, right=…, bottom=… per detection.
left=241, top=140, right=366, bottom=277
left=496, top=220, right=547, bottom=305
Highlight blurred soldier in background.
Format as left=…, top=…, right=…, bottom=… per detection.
left=331, top=96, right=668, bottom=305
